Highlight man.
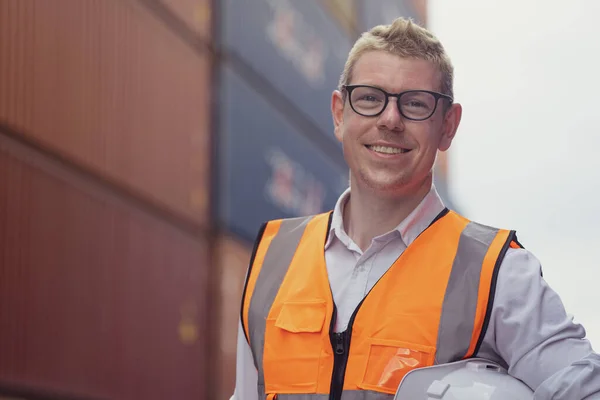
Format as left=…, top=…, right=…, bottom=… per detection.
left=233, top=17, right=600, bottom=400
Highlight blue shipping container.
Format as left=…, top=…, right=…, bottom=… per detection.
left=358, top=0, right=423, bottom=31
left=220, top=0, right=352, bottom=149
left=218, top=65, right=349, bottom=242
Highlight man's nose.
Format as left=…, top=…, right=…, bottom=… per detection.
left=376, top=97, right=405, bottom=132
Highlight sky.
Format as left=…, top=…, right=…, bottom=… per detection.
left=429, top=0, right=600, bottom=347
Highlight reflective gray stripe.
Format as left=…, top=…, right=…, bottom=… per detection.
left=277, top=394, right=329, bottom=400
left=435, top=222, right=499, bottom=364
left=248, top=216, right=313, bottom=395
left=277, top=390, right=390, bottom=400
left=339, top=390, right=393, bottom=400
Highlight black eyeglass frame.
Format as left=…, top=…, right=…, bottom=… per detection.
left=342, top=84, right=454, bottom=121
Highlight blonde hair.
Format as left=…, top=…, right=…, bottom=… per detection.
left=339, top=17, right=454, bottom=100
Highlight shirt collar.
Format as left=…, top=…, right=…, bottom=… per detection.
left=325, top=185, right=447, bottom=250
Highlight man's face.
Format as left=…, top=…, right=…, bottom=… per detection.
left=331, top=50, right=462, bottom=198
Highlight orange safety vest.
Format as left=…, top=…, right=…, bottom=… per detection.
left=241, top=209, right=521, bottom=400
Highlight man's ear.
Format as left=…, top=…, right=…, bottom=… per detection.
left=438, top=103, right=462, bottom=151
left=332, top=90, right=345, bottom=143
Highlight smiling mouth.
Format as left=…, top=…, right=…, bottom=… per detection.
left=366, top=145, right=411, bottom=154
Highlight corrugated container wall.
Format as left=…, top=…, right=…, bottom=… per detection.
left=0, top=0, right=213, bottom=399
left=0, top=133, right=209, bottom=400
left=0, top=0, right=211, bottom=226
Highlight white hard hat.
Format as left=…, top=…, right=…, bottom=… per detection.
left=394, top=358, right=533, bottom=400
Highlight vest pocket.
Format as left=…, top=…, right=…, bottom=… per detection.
left=264, top=300, right=327, bottom=391
left=274, top=300, right=326, bottom=333
left=358, top=338, right=435, bottom=395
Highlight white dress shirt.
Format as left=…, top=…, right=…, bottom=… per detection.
left=233, top=186, right=600, bottom=400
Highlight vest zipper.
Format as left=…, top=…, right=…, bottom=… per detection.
left=329, top=300, right=365, bottom=400
left=329, top=330, right=347, bottom=400
left=329, top=304, right=347, bottom=400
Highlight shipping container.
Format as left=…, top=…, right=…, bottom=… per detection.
left=357, top=0, right=425, bottom=30
left=0, top=126, right=210, bottom=399
left=0, top=0, right=211, bottom=227
left=320, top=0, right=360, bottom=39
left=159, top=0, right=212, bottom=38
left=409, top=0, right=429, bottom=26
left=215, top=235, right=252, bottom=400
left=220, top=0, right=351, bottom=151
left=217, top=65, right=349, bottom=242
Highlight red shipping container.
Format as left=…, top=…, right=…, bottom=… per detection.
left=0, top=0, right=211, bottom=227
left=159, top=0, right=212, bottom=38
left=0, top=128, right=210, bottom=399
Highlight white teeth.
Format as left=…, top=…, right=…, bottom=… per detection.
left=368, top=145, right=407, bottom=154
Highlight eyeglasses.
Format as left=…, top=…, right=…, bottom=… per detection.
left=343, top=85, right=453, bottom=121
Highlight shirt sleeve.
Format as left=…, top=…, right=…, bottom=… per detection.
left=233, top=318, right=259, bottom=400
left=477, top=247, right=600, bottom=399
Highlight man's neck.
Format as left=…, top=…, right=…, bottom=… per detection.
left=343, top=179, right=432, bottom=252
